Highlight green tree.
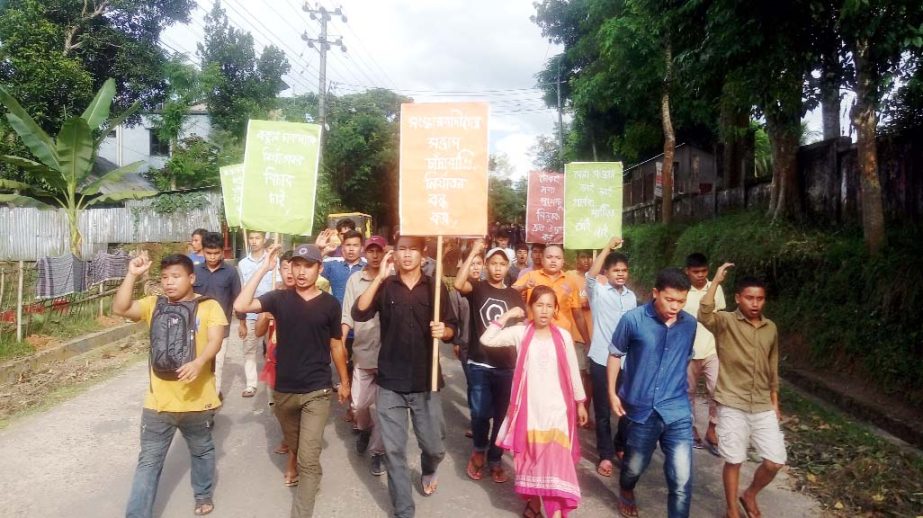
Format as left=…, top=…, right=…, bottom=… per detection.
left=488, top=152, right=526, bottom=224
left=151, top=54, right=203, bottom=173
left=840, top=0, right=923, bottom=253
left=146, top=136, right=220, bottom=191
left=529, top=133, right=564, bottom=172
left=0, top=79, right=156, bottom=255
left=198, top=0, right=290, bottom=139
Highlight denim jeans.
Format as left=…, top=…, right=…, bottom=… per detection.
left=467, top=363, right=513, bottom=464
left=376, top=387, right=446, bottom=518
left=125, top=408, right=216, bottom=518
left=619, top=411, right=693, bottom=518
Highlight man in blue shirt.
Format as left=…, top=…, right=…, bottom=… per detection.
left=318, top=229, right=367, bottom=304
left=187, top=228, right=207, bottom=267
left=608, top=268, right=696, bottom=518
left=585, top=236, right=636, bottom=477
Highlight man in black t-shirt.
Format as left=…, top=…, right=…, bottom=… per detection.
left=454, top=240, right=524, bottom=484
left=234, top=243, right=349, bottom=518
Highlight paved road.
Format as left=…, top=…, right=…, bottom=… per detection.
left=0, top=342, right=821, bottom=517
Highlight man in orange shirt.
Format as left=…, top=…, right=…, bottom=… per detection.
left=513, top=244, right=590, bottom=355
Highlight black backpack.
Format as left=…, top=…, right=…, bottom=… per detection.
left=149, top=296, right=211, bottom=380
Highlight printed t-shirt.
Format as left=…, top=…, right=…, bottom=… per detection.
left=513, top=269, right=582, bottom=338
left=463, top=280, right=525, bottom=369
left=258, top=289, right=343, bottom=394
left=138, top=295, right=227, bottom=412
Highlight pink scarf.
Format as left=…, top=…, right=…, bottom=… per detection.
left=497, top=322, right=580, bottom=462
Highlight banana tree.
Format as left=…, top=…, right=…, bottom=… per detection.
left=0, top=78, right=157, bottom=257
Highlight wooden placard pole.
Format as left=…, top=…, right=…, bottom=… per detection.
left=242, top=227, right=250, bottom=257
left=272, top=232, right=279, bottom=288
left=431, top=235, right=444, bottom=392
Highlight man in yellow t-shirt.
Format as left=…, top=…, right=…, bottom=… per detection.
left=113, top=253, right=227, bottom=518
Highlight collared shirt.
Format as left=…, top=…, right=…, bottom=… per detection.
left=699, top=301, right=779, bottom=413
left=513, top=269, right=582, bottom=338
left=237, top=252, right=277, bottom=321
left=352, top=273, right=458, bottom=393
left=322, top=256, right=366, bottom=303
left=586, top=275, right=636, bottom=367
left=341, top=269, right=381, bottom=369
left=610, top=303, right=697, bottom=425
left=193, top=261, right=241, bottom=338
left=516, top=266, right=534, bottom=280
left=683, top=281, right=726, bottom=359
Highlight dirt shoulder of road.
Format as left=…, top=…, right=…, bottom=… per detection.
left=0, top=335, right=145, bottom=429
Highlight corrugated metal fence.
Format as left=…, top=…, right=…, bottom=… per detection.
left=0, top=191, right=222, bottom=261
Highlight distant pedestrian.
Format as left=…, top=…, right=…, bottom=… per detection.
left=699, top=266, right=785, bottom=518
left=515, top=243, right=545, bottom=280
left=683, top=252, right=726, bottom=454
left=193, top=232, right=241, bottom=400
left=608, top=268, right=696, bottom=518
left=234, top=244, right=350, bottom=517
left=584, top=237, right=636, bottom=477
left=340, top=235, right=389, bottom=476
left=480, top=286, right=588, bottom=518
left=236, top=231, right=277, bottom=398
left=188, top=228, right=208, bottom=267
left=454, top=240, right=525, bottom=484
left=352, top=234, right=458, bottom=517
left=113, top=253, right=227, bottom=517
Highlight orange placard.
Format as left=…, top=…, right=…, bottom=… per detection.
left=399, top=102, right=489, bottom=236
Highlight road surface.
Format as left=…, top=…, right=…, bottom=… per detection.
left=0, top=341, right=821, bottom=517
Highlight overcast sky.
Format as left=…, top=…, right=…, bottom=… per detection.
left=161, top=0, right=561, bottom=179
left=161, top=0, right=844, bottom=176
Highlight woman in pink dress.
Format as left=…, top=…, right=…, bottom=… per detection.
left=481, top=285, right=588, bottom=517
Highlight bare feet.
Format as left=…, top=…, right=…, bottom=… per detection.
left=618, top=488, right=639, bottom=517
left=739, top=490, right=762, bottom=517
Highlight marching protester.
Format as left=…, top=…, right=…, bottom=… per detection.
left=236, top=231, right=278, bottom=398
left=699, top=265, right=786, bottom=518
left=480, top=286, right=588, bottom=518
left=340, top=235, right=389, bottom=476
left=234, top=243, right=350, bottom=518
left=683, top=252, right=726, bottom=454
left=113, top=253, right=227, bottom=517
left=567, top=249, right=594, bottom=427
left=188, top=228, right=207, bottom=266
left=352, top=234, right=458, bottom=518
left=516, top=243, right=545, bottom=280
left=192, top=232, right=242, bottom=400
left=608, top=268, right=696, bottom=518
left=454, top=240, right=525, bottom=484
left=584, top=237, right=636, bottom=477
left=508, top=242, right=530, bottom=282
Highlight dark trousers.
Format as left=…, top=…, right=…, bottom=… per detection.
left=589, top=359, right=628, bottom=461
left=467, top=363, right=513, bottom=464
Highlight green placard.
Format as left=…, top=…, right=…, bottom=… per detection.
left=241, top=119, right=322, bottom=235
left=563, top=162, right=623, bottom=249
left=219, top=163, right=244, bottom=228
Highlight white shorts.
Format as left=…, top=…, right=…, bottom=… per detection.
left=716, top=404, right=787, bottom=465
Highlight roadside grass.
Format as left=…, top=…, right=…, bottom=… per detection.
left=781, top=385, right=923, bottom=516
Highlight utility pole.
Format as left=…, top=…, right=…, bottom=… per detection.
left=556, top=62, right=565, bottom=166
left=301, top=3, right=347, bottom=135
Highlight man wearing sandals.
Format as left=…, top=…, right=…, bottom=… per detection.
left=114, top=253, right=227, bottom=517
left=699, top=266, right=786, bottom=518
left=608, top=268, right=696, bottom=518
left=353, top=234, right=458, bottom=518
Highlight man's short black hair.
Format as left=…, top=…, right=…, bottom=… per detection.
left=655, top=267, right=692, bottom=292
left=202, top=232, right=223, bottom=250
left=395, top=234, right=426, bottom=249
left=280, top=250, right=294, bottom=263
left=515, top=242, right=529, bottom=252
left=192, top=228, right=208, bottom=239
left=531, top=243, right=546, bottom=251
left=161, top=254, right=194, bottom=275
left=247, top=230, right=266, bottom=238
left=685, top=252, right=708, bottom=268
left=576, top=249, right=593, bottom=259
left=496, top=229, right=510, bottom=240
left=603, top=252, right=629, bottom=270
left=336, top=218, right=356, bottom=232
left=736, top=276, right=768, bottom=294
left=342, top=229, right=364, bottom=243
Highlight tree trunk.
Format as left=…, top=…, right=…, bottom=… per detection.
left=820, top=80, right=841, bottom=140
left=660, top=43, right=675, bottom=225
left=765, top=113, right=801, bottom=221
left=852, top=39, right=887, bottom=253
left=68, top=209, right=83, bottom=257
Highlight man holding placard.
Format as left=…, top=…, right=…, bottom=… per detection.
left=352, top=235, right=458, bottom=516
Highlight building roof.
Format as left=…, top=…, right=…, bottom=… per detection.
left=90, top=157, right=157, bottom=194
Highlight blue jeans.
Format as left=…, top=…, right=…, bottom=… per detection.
left=467, top=363, right=513, bottom=464
left=125, top=408, right=216, bottom=518
left=619, top=411, right=693, bottom=518
left=376, top=387, right=446, bottom=518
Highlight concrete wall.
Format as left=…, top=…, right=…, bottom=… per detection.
left=97, top=113, right=212, bottom=173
